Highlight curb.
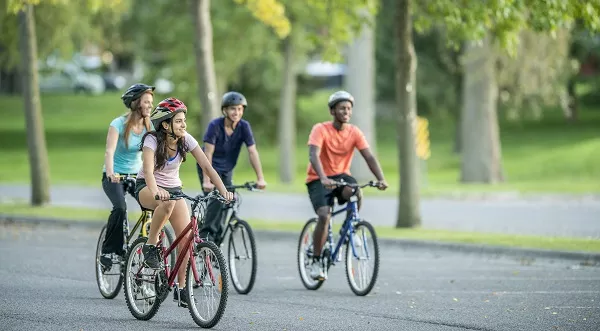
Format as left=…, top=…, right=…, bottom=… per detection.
left=1, top=214, right=599, bottom=264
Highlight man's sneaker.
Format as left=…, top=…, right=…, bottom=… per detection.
left=99, top=254, right=113, bottom=269
left=173, top=287, right=197, bottom=308
left=308, top=259, right=326, bottom=280
left=142, top=244, right=161, bottom=269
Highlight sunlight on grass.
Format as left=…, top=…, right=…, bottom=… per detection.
left=1, top=93, right=599, bottom=195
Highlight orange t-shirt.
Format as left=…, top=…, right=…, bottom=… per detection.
left=305, top=121, right=370, bottom=183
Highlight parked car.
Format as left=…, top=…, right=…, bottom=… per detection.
left=39, top=62, right=106, bottom=95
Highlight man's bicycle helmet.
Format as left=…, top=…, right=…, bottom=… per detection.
left=121, top=83, right=155, bottom=109
left=327, top=90, right=354, bottom=109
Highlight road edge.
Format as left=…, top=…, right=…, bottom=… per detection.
left=1, top=214, right=598, bottom=264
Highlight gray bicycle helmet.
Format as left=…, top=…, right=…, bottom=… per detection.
left=221, top=91, right=247, bottom=109
left=121, top=83, right=155, bottom=108
left=328, top=90, right=354, bottom=109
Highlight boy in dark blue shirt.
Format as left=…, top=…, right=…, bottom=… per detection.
left=197, top=91, right=266, bottom=242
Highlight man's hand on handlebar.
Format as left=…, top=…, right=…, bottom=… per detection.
left=320, top=177, right=337, bottom=189
left=255, top=178, right=267, bottom=190
left=376, top=179, right=388, bottom=191
left=203, top=180, right=215, bottom=192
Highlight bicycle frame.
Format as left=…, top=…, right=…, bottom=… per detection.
left=158, top=196, right=217, bottom=289
left=122, top=210, right=152, bottom=254
left=324, top=194, right=367, bottom=264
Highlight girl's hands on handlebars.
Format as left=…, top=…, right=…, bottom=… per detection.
left=219, top=189, right=235, bottom=203
left=153, top=188, right=171, bottom=201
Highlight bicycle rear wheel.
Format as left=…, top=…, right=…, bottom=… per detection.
left=297, top=218, right=325, bottom=290
left=345, top=220, right=379, bottom=296
left=123, top=237, right=162, bottom=320
left=227, top=219, right=257, bottom=294
left=95, top=224, right=123, bottom=299
left=186, top=241, right=229, bottom=329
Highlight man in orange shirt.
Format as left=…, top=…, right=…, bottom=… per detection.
left=305, top=90, right=388, bottom=280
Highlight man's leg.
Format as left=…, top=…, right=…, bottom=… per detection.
left=307, top=179, right=333, bottom=280
left=198, top=171, right=232, bottom=243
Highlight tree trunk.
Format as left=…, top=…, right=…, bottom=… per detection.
left=460, top=37, right=504, bottom=183
left=453, top=70, right=463, bottom=154
left=395, top=0, right=421, bottom=228
left=191, top=0, right=220, bottom=132
left=278, top=35, right=297, bottom=183
left=346, top=13, right=376, bottom=182
left=18, top=5, right=50, bottom=206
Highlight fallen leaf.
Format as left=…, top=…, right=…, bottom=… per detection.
left=453, top=298, right=459, bottom=302
left=299, top=317, right=304, bottom=321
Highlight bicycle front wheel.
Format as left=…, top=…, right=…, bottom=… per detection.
left=345, top=220, right=379, bottom=296
left=186, top=241, right=229, bottom=329
left=95, top=224, right=123, bottom=299
left=123, top=237, right=162, bottom=320
left=227, top=219, right=257, bottom=294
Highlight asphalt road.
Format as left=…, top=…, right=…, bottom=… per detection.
left=1, top=184, right=600, bottom=238
left=0, top=222, right=598, bottom=331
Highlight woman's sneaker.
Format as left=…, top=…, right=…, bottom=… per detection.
left=142, top=244, right=161, bottom=269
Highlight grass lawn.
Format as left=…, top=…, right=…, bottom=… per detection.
left=1, top=92, right=599, bottom=196
left=1, top=202, right=598, bottom=253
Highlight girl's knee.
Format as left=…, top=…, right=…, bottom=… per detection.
left=159, top=200, right=176, bottom=212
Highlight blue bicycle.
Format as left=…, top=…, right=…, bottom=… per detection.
left=297, top=180, right=380, bottom=296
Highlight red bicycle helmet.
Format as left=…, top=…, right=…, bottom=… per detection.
left=150, top=97, right=187, bottom=129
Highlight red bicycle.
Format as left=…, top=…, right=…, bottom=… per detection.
left=123, top=190, right=230, bottom=328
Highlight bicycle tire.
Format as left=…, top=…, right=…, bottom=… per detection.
left=186, top=240, right=229, bottom=329
left=95, top=224, right=123, bottom=299
left=123, top=237, right=162, bottom=320
left=345, top=220, right=379, bottom=296
left=227, top=219, right=257, bottom=294
left=297, top=218, right=325, bottom=290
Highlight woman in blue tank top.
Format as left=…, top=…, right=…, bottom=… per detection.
left=99, top=83, right=155, bottom=268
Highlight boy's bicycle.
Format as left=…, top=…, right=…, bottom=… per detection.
left=95, top=174, right=176, bottom=299
left=209, top=181, right=260, bottom=295
left=123, top=190, right=230, bottom=329
left=297, top=180, right=381, bottom=296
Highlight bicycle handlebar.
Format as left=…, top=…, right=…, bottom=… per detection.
left=226, top=181, right=263, bottom=192
left=331, top=180, right=383, bottom=189
left=154, top=190, right=234, bottom=204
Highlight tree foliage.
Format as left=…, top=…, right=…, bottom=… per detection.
left=415, top=1, right=600, bottom=55
left=1, top=0, right=128, bottom=69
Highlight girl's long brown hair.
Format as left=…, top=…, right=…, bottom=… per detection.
left=123, top=92, right=153, bottom=149
left=140, top=118, right=188, bottom=171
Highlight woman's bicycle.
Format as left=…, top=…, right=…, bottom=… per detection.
left=95, top=174, right=176, bottom=299
left=209, top=181, right=260, bottom=295
left=123, top=190, right=230, bottom=329
left=297, top=180, right=381, bottom=296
